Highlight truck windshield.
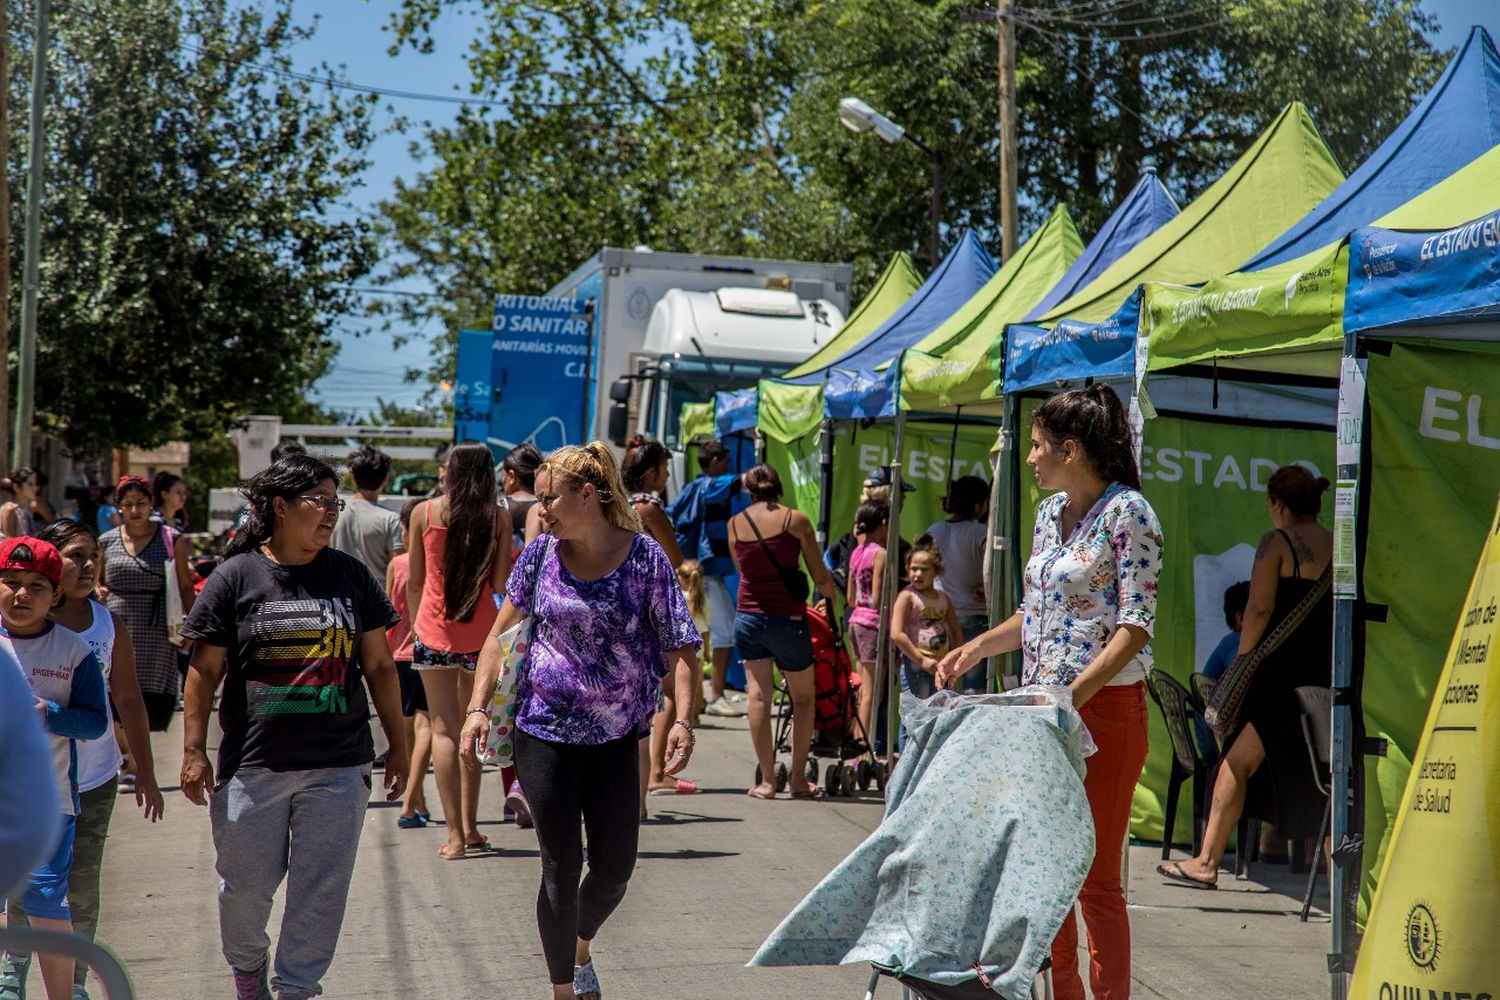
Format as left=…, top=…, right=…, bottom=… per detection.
left=651, top=356, right=788, bottom=450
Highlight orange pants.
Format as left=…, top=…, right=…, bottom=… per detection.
left=1050, top=682, right=1149, bottom=1000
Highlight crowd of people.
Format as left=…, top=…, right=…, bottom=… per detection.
left=0, top=383, right=1335, bottom=1000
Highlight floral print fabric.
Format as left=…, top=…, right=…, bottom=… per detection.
left=750, top=702, right=1094, bottom=996
left=1020, top=483, right=1162, bottom=688
left=507, top=533, right=701, bottom=745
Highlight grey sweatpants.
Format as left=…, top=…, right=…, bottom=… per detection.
left=211, top=765, right=370, bottom=1000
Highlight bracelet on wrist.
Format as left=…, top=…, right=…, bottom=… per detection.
left=466, top=707, right=490, bottom=718
left=672, top=719, right=694, bottom=742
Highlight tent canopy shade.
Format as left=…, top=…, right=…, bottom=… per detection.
left=1145, top=144, right=1500, bottom=378
left=786, top=230, right=997, bottom=387
left=1026, top=172, right=1179, bottom=321
left=1243, top=26, right=1500, bottom=272
left=781, top=252, right=923, bottom=381
left=1037, top=102, right=1345, bottom=325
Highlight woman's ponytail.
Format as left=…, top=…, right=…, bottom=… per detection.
left=1033, top=384, right=1141, bottom=491
left=542, top=442, right=643, bottom=533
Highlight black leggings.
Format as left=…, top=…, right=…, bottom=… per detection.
left=513, top=729, right=641, bottom=985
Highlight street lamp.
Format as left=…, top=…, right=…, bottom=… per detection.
left=839, top=97, right=942, bottom=269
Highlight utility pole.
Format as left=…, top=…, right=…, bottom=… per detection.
left=14, top=0, right=49, bottom=466
left=961, top=3, right=1019, bottom=260
left=0, top=1, right=11, bottom=469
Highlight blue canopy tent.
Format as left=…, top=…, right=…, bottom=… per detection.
left=1244, top=26, right=1500, bottom=272
left=1025, top=171, right=1179, bottom=321
left=809, top=230, right=998, bottom=419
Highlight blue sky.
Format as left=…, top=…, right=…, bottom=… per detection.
left=283, top=0, right=1497, bottom=414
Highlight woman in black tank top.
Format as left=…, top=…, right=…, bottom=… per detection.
left=1160, top=465, right=1333, bottom=889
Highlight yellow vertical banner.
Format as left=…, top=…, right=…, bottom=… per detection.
left=1349, top=493, right=1500, bottom=999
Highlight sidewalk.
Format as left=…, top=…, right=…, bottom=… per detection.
left=67, top=711, right=1330, bottom=999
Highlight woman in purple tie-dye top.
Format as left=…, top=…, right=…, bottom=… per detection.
left=461, top=442, right=700, bottom=1000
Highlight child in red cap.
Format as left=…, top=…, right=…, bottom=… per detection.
left=0, top=537, right=108, bottom=1000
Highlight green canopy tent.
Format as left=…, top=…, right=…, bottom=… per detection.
left=997, top=103, right=1349, bottom=850
left=759, top=252, right=924, bottom=538
left=895, top=205, right=1085, bottom=414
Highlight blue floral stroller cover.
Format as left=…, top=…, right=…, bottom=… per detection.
left=749, top=688, right=1096, bottom=999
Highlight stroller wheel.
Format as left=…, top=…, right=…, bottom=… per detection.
left=874, top=760, right=888, bottom=794
left=805, top=759, right=820, bottom=789
left=856, top=759, right=872, bottom=792
left=840, top=764, right=856, bottom=797
left=824, top=762, right=843, bottom=797
left=774, top=761, right=790, bottom=793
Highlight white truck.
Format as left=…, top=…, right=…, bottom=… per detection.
left=543, top=248, right=851, bottom=450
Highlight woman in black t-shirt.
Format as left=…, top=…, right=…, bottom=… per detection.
left=179, top=455, right=408, bottom=1000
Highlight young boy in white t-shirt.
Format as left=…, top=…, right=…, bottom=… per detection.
left=0, top=537, right=107, bottom=1000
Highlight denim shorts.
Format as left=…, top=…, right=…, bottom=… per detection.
left=732, top=612, right=814, bottom=672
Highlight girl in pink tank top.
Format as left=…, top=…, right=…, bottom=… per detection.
left=406, top=441, right=513, bottom=859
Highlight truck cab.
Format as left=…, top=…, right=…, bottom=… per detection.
left=621, top=286, right=845, bottom=451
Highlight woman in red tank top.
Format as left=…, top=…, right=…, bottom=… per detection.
left=407, top=441, right=512, bottom=859
left=727, top=464, right=839, bottom=802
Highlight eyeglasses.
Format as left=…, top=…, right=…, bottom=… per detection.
left=295, top=495, right=346, bottom=513
left=537, top=493, right=563, bottom=509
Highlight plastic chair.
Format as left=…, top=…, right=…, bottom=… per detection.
left=1188, top=672, right=1215, bottom=716
left=1145, top=671, right=1207, bottom=859
left=1295, top=685, right=1333, bottom=921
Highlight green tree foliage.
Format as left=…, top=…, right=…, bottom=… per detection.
left=11, top=0, right=379, bottom=455
left=383, top=0, right=1444, bottom=387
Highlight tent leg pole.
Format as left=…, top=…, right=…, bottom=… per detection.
left=875, top=412, right=908, bottom=774
left=986, top=394, right=1019, bottom=689
left=816, top=418, right=834, bottom=549
left=1328, top=335, right=1364, bottom=1000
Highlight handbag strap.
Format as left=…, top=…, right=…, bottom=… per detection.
left=740, top=509, right=797, bottom=581
left=1242, top=562, right=1332, bottom=671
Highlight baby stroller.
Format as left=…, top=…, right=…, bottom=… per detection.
left=752, top=606, right=885, bottom=797
left=750, top=690, right=1092, bottom=999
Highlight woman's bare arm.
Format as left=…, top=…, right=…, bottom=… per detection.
left=1237, top=530, right=1286, bottom=654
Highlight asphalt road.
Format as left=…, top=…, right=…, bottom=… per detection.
left=49, top=702, right=1329, bottom=999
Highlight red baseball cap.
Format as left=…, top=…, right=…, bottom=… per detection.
left=0, top=536, right=63, bottom=586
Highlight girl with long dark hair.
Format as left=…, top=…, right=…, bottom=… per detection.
left=99, top=476, right=197, bottom=733
left=180, top=455, right=407, bottom=1000
left=407, top=440, right=513, bottom=858
left=151, top=472, right=189, bottom=533
left=622, top=439, right=694, bottom=807
left=937, top=384, right=1162, bottom=1000
left=0, top=467, right=40, bottom=538
left=502, top=443, right=545, bottom=550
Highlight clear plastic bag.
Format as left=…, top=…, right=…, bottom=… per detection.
left=900, top=684, right=1098, bottom=758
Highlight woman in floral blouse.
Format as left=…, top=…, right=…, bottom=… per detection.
left=460, top=442, right=700, bottom=1000
left=937, top=383, right=1161, bottom=1000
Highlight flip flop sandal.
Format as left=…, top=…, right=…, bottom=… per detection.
left=746, top=787, right=776, bottom=800
left=573, top=958, right=602, bottom=998
left=396, top=814, right=428, bottom=829
left=1156, top=861, right=1218, bottom=890
left=648, top=779, right=699, bottom=796
left=790, top=788, right=826, bottom=801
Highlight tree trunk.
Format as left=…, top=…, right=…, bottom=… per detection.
left=0, top=2, right=11, bottom=469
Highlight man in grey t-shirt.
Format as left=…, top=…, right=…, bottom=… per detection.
left=330, top=445, right=403, bottom=583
